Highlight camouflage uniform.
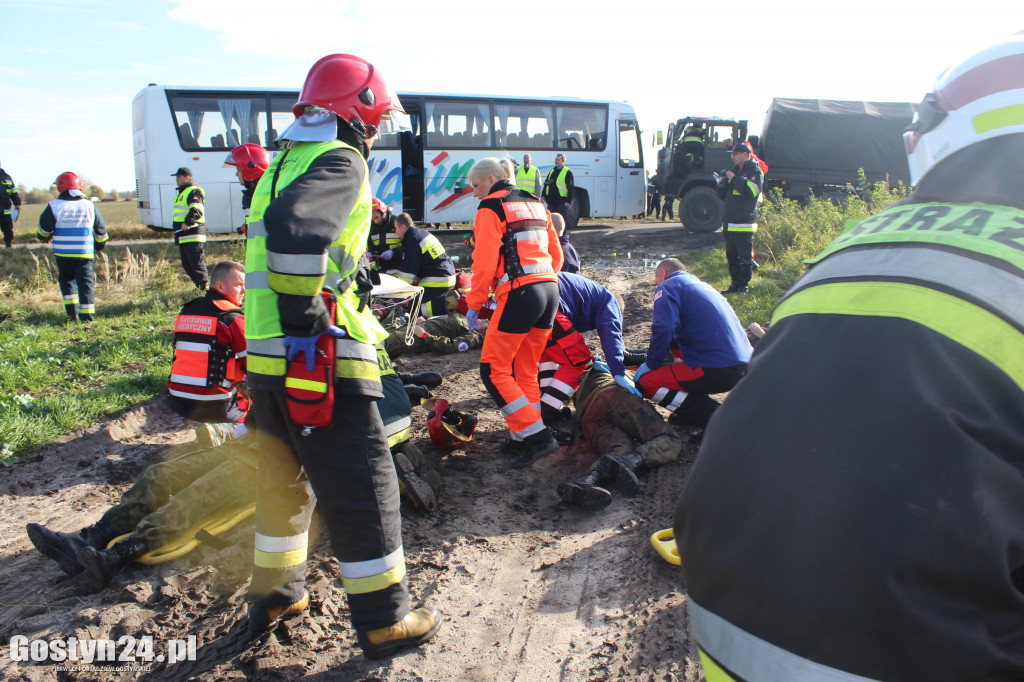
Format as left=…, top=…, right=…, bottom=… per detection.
left=574, top=369, right=682, bottom=468
left=100, top=429, right=258, bottom=548
left=382, top=308, right=480, bottom=358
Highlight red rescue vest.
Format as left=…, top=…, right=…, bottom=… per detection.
left=167, top=297, right=244, bottom=403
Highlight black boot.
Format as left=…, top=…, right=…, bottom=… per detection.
left=600, top=450, right=647, bottom=496
left=76, top=535, right=151, bottom=589
left=27, top=521, right=116, bottom=576
left=622, top=349, right=648, bottom=367
left=397, top=371, right=442, bottom=389
left=557, top=469, right=613, bottom=510
left=404, top=385, right=432, bottom=406
left=508, top=433, right=559, bottom=469
left=394, top=449, right=438, bottom=512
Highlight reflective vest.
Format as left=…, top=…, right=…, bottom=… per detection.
left=167, top=296, right=244, bottom=403
left=546, top=166, right=571, bottom=198
left=173, top=184, right=206, bottom=244
left=515, top=165, right=539, bottom=193
left=245, top=140, right=386, bottom=394
left=479, top=188, right=557, bottom=297
left=45, top=197, right=97, bottom=258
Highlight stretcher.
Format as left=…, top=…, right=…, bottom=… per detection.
left=107, top=504, right=255, bottom=565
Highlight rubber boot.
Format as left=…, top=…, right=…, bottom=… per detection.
left=600, top=450, right=647, bottom=496
left=397, top=371, right=442, bottom=389
left=26, top=520, right=116, bottom=576
left=76, top=535, right=152, bottom=589
left=556, top=469, right=613, bottom=511
left=248, top=589, right=310, bottom=639
left=357, top=606, right=444, bottom=659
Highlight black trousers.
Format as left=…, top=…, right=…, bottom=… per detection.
left=0, top=212, right=13, bottom=247
left=56, top=256, right=96, bottom=321
left=178, top=242, right=208, bottom=290
left=723, top=227, right=754, bottom=287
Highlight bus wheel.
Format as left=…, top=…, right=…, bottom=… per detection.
left=564, top=196, right=581, bottom=230
left=679, top=187, right=723, bottom=233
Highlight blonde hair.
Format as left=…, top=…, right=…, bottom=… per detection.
left=470, top=156, right=515, bottom=183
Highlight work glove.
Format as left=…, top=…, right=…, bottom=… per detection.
left=614, top=373, right=642, bottom=397
left=380, top=249, right=394, bottom=261
left=592, top=358, right=611, bottom=374
left=633, top=362, right=651, bottom=383
left=284, top=326, right=346, bottom=372
left=466, top=308, right=481, bottom=330
left=11, top=208, right=18, bottom=223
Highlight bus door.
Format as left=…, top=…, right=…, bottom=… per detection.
left=617, top=119, right=645, bottom=217
left=400, top=101, right=424, bottom=222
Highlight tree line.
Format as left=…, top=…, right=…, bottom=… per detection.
left=17, top=183, right=136, bottom=204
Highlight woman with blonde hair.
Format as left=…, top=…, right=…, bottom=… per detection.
left=465, top=156, right=564, bottom=467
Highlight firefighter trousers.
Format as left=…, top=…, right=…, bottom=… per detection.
left=178, top=242, right=209, bottom=290
left=248, top=389, right=409, bottom=632
left=56, top=256, right=96, bottom=321
left=479, top=281, right=559, bottom=443
left=723, top=227, right=754, bottom=287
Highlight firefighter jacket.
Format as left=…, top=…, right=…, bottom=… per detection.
left=368, top=211, right=403, bottom=266
left=166, top=289, right=246, bottom=404
left=394, top=225, right=456, bottom=290
left=543, top=166, right=574, bottom=202
left=467, top=179, right=563, bottom=310
left=647, top=270, right=751, bottom=370
left=0, top=168, right=20, bottom=213
left=675, top=142, right=1024, bottom=681
left=37, top=190, right=108, bottom=258
left=244, top=139, right=387, bottom=397
left=172, top=182, right=206, bottom=245
left=721, top=158, right=762, bottom=230
left=556, top=271, right=627, bottom=376
left=515, top=164, right=541, bottom=195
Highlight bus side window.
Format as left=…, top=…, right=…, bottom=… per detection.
left=179, top=123, right=198, bottom=148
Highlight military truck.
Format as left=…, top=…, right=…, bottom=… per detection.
left=652, top=116, right=748, bottom=232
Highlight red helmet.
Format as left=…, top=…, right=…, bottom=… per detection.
left=372, top=196, right=390, bottom=216
left=294, top=54, right=405, bottom=139
left=54, top=172, right=82, bottom=193
left=427, top=399, right=478, bottom=450
left=224, top=144, right=270, bottom=182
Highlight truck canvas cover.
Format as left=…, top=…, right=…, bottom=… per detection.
left=761, top=98, right=916, bottom=183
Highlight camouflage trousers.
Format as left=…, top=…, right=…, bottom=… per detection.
left=385, top=313, right=479, bottom=358
left=579, top=384, right=682, bottom=469
left=100, top=435, right=258, bottom=548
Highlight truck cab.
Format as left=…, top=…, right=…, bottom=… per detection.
left=655, top=116, right=748, bottom=232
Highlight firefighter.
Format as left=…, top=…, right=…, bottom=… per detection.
left=515, top=153, right=542, bottom=196
left=391, top=212, right=457, bottom=316
left=717, top=141, right=763, bottom=294
left=36, top=172, right=108, bottom=322
left=368, top=197, right=402, bottom=273
left=224, top=143, right=271, bottom=235
left=170, top=167, right=209, bottom=290
left=0, top=160, right=21, bottom=248
left=542, top=153, right=574, bottom=219
left=165, top=260, right=248, bottom=424
left=634, top=258, right=750, bottom=438
left=539, top=271, right=637, bottom=425
left=467, top=156, right=564, bottom=468
left=557, top=363, right=682, bottom=510
left=241, top=53, right=442, bottom=656
left=675, top=33, right=1024, bottom=681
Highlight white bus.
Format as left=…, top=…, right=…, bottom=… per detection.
left=132, top=85, right=646, bottom=233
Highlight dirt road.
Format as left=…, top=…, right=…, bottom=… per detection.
left=0, top=223, right=722, bottom=681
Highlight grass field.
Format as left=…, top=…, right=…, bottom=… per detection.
left=12, top=201, right=161, bottom=243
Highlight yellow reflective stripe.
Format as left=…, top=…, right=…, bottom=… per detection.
left=773, top=281, right=1024, bottom=392
left=267, top=271, right=326, bottom=296
left=178, top=234, right=207, bottom=243
left=284, top=376, right=328, bottom=393
left=727, top=223, right=757, bottom=233
left=746, top=179, right=760, bottom=197
left=342, top=562, right=406, bottom=595
left=254, top=547, right=307, bottom=569
left=336, top=358, right=379, bottom=380
left=973, top=103, right=1024, bottom=133
left=699, top=650, right=738, bottom=682
left=267, top=251, right=329, bottom=276
left=78, top=304, right=95, bottom=313
left=248, top=354, right=286, bottom=376
left=387, top=424, right=412, bottom=448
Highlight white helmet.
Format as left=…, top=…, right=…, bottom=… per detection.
left=904, top=31, right=1024, bottom=185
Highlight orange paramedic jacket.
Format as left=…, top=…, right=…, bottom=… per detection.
left=467, top=180, right=564, bottom=311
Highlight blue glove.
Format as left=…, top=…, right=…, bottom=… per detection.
left=592, top=358, right=611, bottom=374
left=614, top=373, right=642, bottom=396
left=284, top=326, right=347, bottom=372
left=633, top=362, right=651, bottom=383
left=380, top=249, right=394, bottom=260
left=466, top=309, right=480, bottom=330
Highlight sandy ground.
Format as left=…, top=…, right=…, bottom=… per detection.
left=0, top=224, right=726, bottom=681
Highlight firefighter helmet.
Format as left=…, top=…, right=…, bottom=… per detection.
left=293, top=54, right=405, bottom=140
left=54, top=172, right=82, bottom=193
left=372, top=196, right=390, bottom=216
left=905, top=31, right=1024, bottom=185
left=427, top=399, right=478, bottom=450
left=223, top=144, right=270, bottom=182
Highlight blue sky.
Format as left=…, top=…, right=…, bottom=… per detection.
left=0, top=0, right=1012, bottom=191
